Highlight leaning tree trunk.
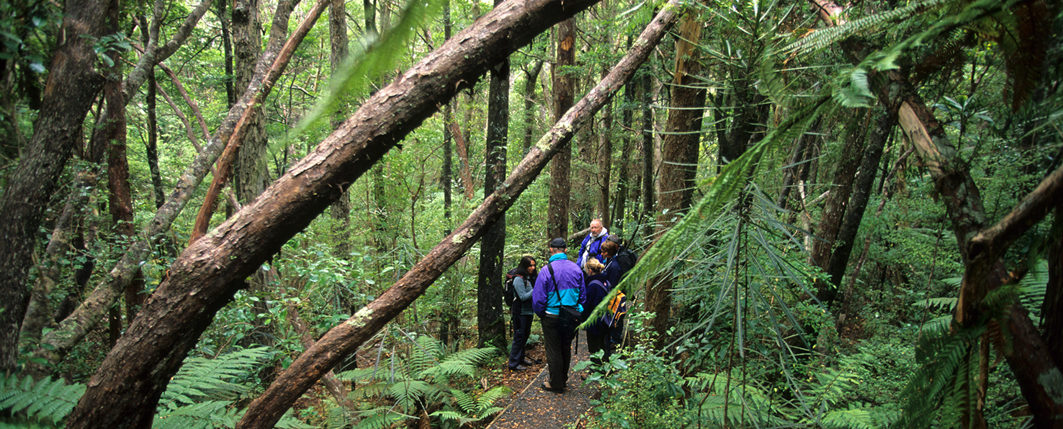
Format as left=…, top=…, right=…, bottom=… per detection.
left=811, top=112, right=867, bottom=305
left=809, top=0, right=1063, bottom=425
left=0, top=0, right=116, bottom=373
left=237, top=7, right=682, bottom=427
left=548, top=18, right=576, bottom=240
left=67, top=1, right=681, bottom=426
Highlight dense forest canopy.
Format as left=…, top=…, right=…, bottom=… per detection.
left=0, top=0, right=1061, bottom=427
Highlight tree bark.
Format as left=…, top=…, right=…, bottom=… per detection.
left=825, top=109, right=894, bottom=307
left=811, top=112, right=867, bottom=304
left=67, top=1, right=678, bottom=425
left=548, top=18, right=576, bottom=240
left=31, top=0, right=304, bottom=368
left=646, top=11, right=704, bottom=343
left=328, top=0, right=352, bottom=257
left=478, top=0, right=509, bottom=349
left=522, top=60, right=543, bottom=154
left=597, top=65, right=614, bottom=227
left=0, top=0, right=116, bottom=373
left=639, top=71, right=655, bottom=238
left=237, top=7, right=680, bottom=426
left=613, top=63, right=636, bottom=229
left=809, top=0, right=1063, bottom=425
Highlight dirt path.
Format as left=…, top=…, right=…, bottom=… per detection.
left=487, top=330, right=599, bottom=428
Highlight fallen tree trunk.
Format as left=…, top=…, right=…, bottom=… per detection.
left=67, top=0, right=682, bottom=426
left=237, top=4, right=683, bottom=427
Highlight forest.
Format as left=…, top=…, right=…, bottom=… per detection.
left=0, top=0, right=1061, bottom=426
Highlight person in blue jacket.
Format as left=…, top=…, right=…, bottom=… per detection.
left=576, top=219, right=609, bottom=268
left=534, top=238, right=586, bottom=393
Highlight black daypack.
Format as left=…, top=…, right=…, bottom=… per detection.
left=614, top=247, right=638, bottom=279
left=503, top=268, right=522, bottom=308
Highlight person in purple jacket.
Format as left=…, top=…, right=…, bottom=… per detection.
left=534, top=238, right=586, bottom=393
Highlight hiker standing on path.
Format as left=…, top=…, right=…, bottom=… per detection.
left=534, top=238, right=586, bottom=393
left=508, top=256, right=538, bottom=371
left=581, top=258, right=612, bottom=371
left=576, top=219, right=608, bottom=269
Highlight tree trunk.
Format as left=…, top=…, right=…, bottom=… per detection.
left=478, top=0, right=509, bottom=349
left=613, top=62, right=635, bottom=230
left=522, top=60, right=543, bottom=153
left=811, top=112, right=868, bottom=305
left=31, top=0, right=304, bottom=368
left=548, top=18, right=576, bottom=240
left=639, top=71, right=655, bottom=238
left=597, top=65, right=613, bottom=227
left=67, top=2, right=678, bottom=426
left=145, top=68, right=165, bottom=209
left=646, top=12, right=704, bottom=344
left=0, top=0, right=115, bottom=372
left=237, top=8, right=679, bottom=426
left=825, top=109, right=894, bottom=308
left=328, top=0, right=351, bottom=256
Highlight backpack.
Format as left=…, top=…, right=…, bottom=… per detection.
left=614, top=247, right=638, bottom=279
left=503, top=268, right=522, bottom=308
left=600, top=289, right=628, bottom=328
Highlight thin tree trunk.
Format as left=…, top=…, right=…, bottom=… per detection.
left=522, top=60, right=543, bottom=153
left=146, top=68, right=165, bottom=209
left=825, top=109, right=895, bottom=307
left=639, top=71, right=654, bottom=239
left=68, top=2, right=678, bottom=426
left=0, top=0, right=115, bottom=372
left=478, top=0, right=509, bottom=348
left=811, top=112, right=868, bottom=304
left=613, top=62, right=636, bottom=229
left=328, top=0, right=351, bottom=257
left=548, top=18, right=576, bottom=240
left=597, top=65, right=613, bottom=227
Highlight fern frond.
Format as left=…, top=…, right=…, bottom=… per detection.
left=153, top=400, right=238, bottom=429
left=354, top=408, right=413, bottom=429
left=162, top=346, right=270, bottom=409
left=783, top=0, right=951, bottom=56
left=0, top=374, right=85, bottom=425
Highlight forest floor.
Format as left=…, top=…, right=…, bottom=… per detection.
left=483, top=330, right=599, bottom=429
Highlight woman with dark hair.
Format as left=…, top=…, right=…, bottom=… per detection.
left=508, top=256, right=538, bottom=371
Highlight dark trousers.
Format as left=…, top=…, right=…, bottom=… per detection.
left=540, top=313, right=575, bottom=390
left=508, top=311, right=532, bottom=368
left=587, top=329, right=611, bottom=369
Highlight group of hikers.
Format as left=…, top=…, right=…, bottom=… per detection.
left=504, top=219, right=636, bottom=394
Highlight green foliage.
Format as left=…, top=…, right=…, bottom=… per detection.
left=0, top=374, right=85, bottom=427
left=1, top=348, right=310, bottom=429
left=337, top=334, right=505, bottom=428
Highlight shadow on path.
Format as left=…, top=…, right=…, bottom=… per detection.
left=487, top=330, right=600, bottom=428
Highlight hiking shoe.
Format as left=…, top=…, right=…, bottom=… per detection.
left=508, top=365, right=527, bottom=371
